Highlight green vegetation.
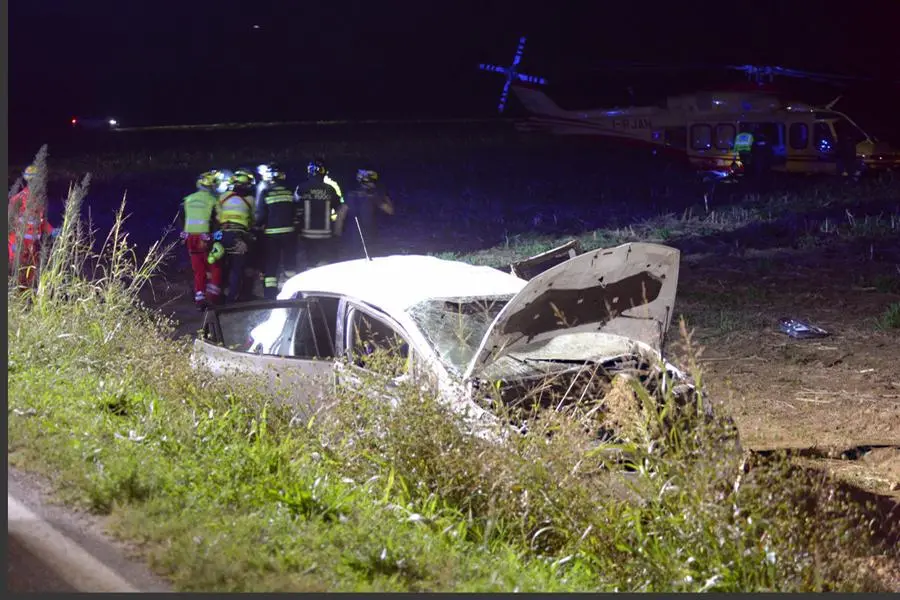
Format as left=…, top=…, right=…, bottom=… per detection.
left=7, top=156, right=898, bottom=591
left=875, top=302, right=900, bottom=331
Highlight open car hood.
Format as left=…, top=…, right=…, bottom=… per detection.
left=463, top=242, right=680, bottom=381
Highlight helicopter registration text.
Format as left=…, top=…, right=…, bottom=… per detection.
left=613, top=118, right=651, bottom=130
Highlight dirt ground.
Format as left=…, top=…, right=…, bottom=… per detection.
left=675, top=241, right=900, bottom=501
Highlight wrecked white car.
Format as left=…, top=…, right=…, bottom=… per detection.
left=192, top=242, right=697, bottom=439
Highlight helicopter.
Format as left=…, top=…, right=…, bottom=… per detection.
left=70, top=116, right=120, bottom=130
left=479, top=38, right=900, bottom=177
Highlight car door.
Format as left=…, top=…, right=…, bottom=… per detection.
left=192, top=298, right=337, bottom=418
left=334, top=303, right=414, bottom=406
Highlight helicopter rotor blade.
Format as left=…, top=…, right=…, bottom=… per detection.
left=578, top=60, right=895, bottom=85
left=498, top=78, right=512, bottom=113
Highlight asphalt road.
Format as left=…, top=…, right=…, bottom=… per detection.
left=7, top=467, right=172, bottom=593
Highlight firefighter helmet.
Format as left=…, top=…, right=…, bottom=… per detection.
left=23, top=165, right=39, bottom=182
left=257, top=163, right=285, bottom=184
left=233, top=167, right=257, bottom=185
left=356, top=169, right=379, bottom=186
left=307, top=159, right=327, bottom=178
left=196, top=170, right=218, bottom=191
left=229, top=169, right=255, bottom=191
left=213, top=169, right=234, bottom=194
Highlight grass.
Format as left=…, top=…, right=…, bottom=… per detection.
left=875, top=302, right=900, bottom=331
left=7, top=148, right=900, bottom=591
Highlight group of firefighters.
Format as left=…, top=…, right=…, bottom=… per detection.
left=180, top=159, right=394, bottom=308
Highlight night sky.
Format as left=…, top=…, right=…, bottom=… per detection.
left=9, top=0, right=900, bottom=138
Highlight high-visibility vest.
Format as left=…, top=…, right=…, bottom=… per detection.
left=216, top=191, right=253, bottom=229
left=182, top=190, right=217, bottom=233
left=734, top=132, right=754, bottom=153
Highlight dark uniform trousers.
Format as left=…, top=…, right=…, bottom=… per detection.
left=262, top=232, right=297, bottom=299
left=220, top=226, right=254, bottom=303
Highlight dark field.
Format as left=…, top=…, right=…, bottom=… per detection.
left=9, top=123, right=900, bottom=590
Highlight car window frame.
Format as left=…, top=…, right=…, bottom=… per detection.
left=285, top=292, right=343, bottom=360
left=200, top=299, right=307, bottom=356
left=342, top=302, right=413, bottom=376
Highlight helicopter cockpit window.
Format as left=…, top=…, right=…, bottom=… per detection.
left=690, top=124, right=712, bottom=150
left=715, top=124, right=736, bottom=150
left=833, top=118, right=866, bottom=147
left=789, top=123, right=809, bottom=150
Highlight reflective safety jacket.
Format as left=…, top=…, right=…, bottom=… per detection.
left=254, top=184, right=296, bottom=235
left=216, top=191, right=253, bottom=229
left=323, top=174, right=343, bottom=203
left=8, top=187, right=55, bottom=251
left=734, top=132, right=754, bottom=154
left=182, top=189, right=218, bottom=233
left=294, top=178, right=341, bottom=239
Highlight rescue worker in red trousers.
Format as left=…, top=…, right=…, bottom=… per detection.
left=210, top=169, right=256, bottom=303
left=293, top=159, right=343, bottom=269
left=8, top=164, right=57, bottom=289
left=338, top=168, right=395, bottom=260
left=179, top=170, right=222, bottom=309
left=254, top=164, right=297, bottom=299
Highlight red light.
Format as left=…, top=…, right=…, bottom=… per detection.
left=71, top=118, right=77, bottom=125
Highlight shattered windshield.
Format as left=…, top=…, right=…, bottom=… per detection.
left=409, top=296, right=512, bottom=375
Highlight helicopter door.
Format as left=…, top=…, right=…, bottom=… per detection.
left=739, top=121, right=787, bottom=168
left=785, top=120, right=816, bottom=173
left=811, top=121, right=840, bottom=174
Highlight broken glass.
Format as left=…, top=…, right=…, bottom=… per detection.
left=408, top=295, right=512, bottom=375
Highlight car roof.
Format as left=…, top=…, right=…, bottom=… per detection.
left=279, top=255, right=526, bottom=312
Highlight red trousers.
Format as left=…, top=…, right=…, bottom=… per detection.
left=8, top=235, right=39, bottom=288
left=185, top=233, right=222, bottom=303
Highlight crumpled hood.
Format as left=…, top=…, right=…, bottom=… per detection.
left=463, top=242, right=680, bottom=381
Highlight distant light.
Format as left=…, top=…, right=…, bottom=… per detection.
left=109, top=119, right=118, bottom=126
left=713, top=99, right=724, bottom=106
left=71, top=117, right=78, bottom=125
left=252, top=24, right=260, bottom=29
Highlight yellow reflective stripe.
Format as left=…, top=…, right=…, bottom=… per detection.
left=264, top=277, right=278, bottom=287
left=324, top=175, right=343, bottom=200
left=265, top=196, right=294, bottom=204
left=264, top=227, right=294, bottom=234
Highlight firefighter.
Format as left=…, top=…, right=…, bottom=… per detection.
left=733, top=128, right=754, bottom=176
left=178, top=170, right=223, bottom=308
left=837, top=134, right=861, bottom=180
left=749, top=131, right=774, bottom=192
left=294, top=159, right=343, bottom=269
left=8, top=164, right=57, bottom=289
left=254, top=164, right=297, bottom=299
left=210, top=169, right=256, bottom=303
left=339, top=168, right=395, bottom=260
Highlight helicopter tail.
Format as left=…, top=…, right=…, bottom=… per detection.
left=509, top=85, right=568, bottom=117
